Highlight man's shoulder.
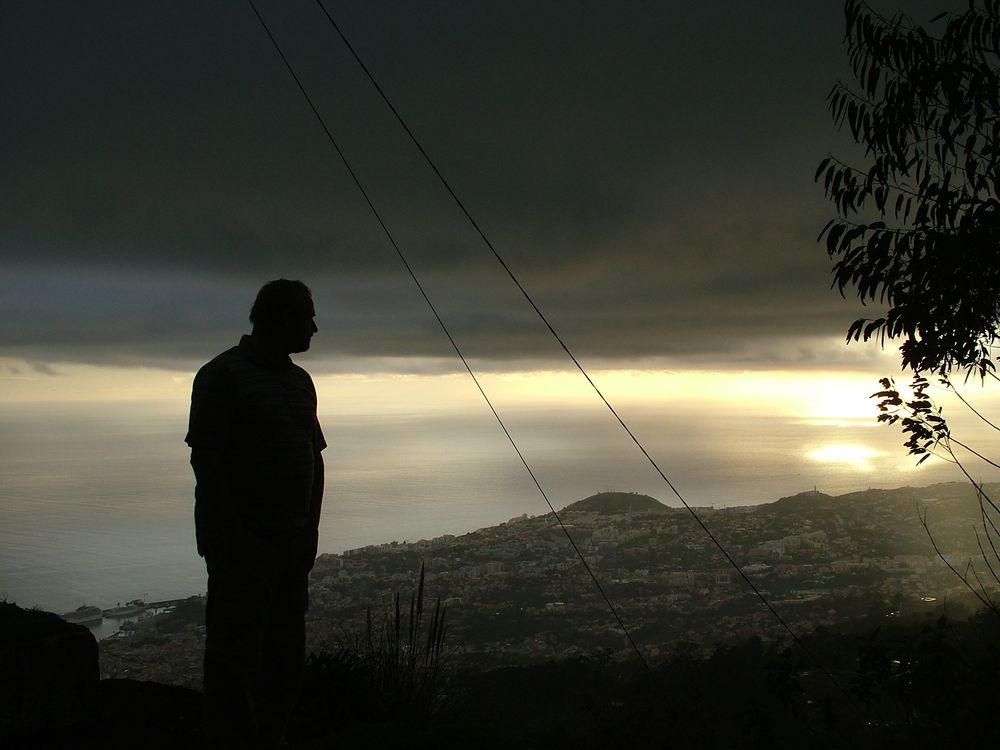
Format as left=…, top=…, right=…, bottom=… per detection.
left=191, top=345, right=255, bottom=394
left=195, top=345, right=243, bottom=376
left=194, top=344, right=314, bottom=389
left=289, top=360, right=315, bottom=383
left=204, top=344, right=246, bottom=368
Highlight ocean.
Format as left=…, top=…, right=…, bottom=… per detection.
left=2, top=397, right=996, bottom=615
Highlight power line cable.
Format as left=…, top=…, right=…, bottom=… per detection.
left=308, top=0, right=862, bottom=711
left=244, top=0, right=653, bottom=675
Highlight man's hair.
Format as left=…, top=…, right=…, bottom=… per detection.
left=249, top=279, right=312, bottom=326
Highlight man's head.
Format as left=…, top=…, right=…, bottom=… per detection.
left=249, top=279, right=317, bottom=354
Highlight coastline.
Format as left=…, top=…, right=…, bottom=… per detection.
left=50, top=479, right=1000, bottom=647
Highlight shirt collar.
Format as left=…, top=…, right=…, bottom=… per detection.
left=239, top=334, right=292, bottom=369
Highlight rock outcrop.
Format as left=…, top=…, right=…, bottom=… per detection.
left=0, top=601, right=98, bottom=738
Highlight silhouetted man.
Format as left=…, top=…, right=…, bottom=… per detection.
left=186, top=279, right=325, bottom=750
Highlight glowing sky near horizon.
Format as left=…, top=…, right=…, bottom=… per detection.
left=1, top=0, right=987, bottom=491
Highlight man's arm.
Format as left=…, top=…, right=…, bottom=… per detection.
left=303, top=449, right=324, bottom=570
left=190, top=446, right=244, bottom=558
left=309, top=449, right=324, bottom=532
left=187, top=363, right=244, bottom=558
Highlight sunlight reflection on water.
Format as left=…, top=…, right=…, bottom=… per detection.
left=1, top=400, right=997, bottom=612
left=806, top=444, right=882, bottom=467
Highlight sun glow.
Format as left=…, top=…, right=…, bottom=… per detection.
left=0, top=359, right=892, bottom=424
left=318, top=369, right=887, bottom=418
left=807, top=444, right=881, bottom=467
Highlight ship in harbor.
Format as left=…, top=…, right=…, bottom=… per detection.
left=102, top=599, right=146, bottom=618
left=59, top=605, right=103, bottom=626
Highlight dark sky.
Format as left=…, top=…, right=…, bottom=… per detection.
left=0, top=1, right=960, bottom=374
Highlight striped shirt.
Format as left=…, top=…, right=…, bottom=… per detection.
left=186, top=335, right=326, bottom=543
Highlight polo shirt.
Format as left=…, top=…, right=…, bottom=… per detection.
left=186, top=335, right=326, bottom=541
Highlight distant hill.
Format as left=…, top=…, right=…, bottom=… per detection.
left=769, top=490, right=837, bottom=514
left=768, top=483, right=991, bottom=516
left=561, top=491, right=666, bottom=514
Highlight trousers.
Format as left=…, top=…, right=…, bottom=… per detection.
left=202, top=530, right=310, bottom=750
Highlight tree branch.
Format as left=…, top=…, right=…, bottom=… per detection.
left=919, top=507, right=998, bottom=613
left=974, top=528, right=1000, bottom=587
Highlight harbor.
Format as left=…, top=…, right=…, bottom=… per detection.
left=60, top=598, right=190, bottom=640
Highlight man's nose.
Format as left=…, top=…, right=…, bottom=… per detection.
left=311, top=320, right=318, bottom=334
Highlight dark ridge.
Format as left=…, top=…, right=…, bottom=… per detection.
left=0, top=601, right=74, bottom=643
left=769, top=489, right=837, bottom=513
left=561, top=491, right=666, bottom=515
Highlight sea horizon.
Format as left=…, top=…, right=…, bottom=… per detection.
left=3, top=398, right=999, bottom=615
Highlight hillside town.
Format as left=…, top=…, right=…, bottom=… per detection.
left=99, top=482, right=998, bottom=686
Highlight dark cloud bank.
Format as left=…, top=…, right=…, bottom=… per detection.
left=1, top=1, right=959, bottom=374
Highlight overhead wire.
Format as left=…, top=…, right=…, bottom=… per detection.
left=308, top=0, right=862, bottom=712
left=244, top=0, right=653, bottom=674
left=245, top=0, right=865, bottom=715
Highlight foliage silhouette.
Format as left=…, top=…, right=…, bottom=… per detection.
left=818, top=0, right=1000, bottom=378
left=291, top=563, right=449, bottom=743
left=820, top=0, right=1000, bottom=611
left=871, top=374, right=1000, bottom=611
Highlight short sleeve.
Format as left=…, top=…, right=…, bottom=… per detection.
left=185, top=362, right=235, bottom=448
left=314, top=416, right=327, bottom=452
